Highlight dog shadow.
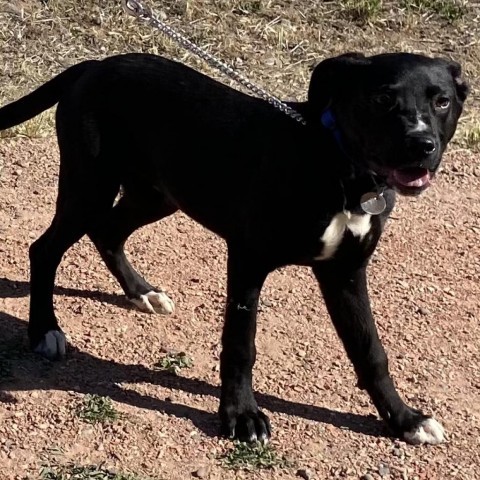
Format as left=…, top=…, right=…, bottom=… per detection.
left=0, top=276, right=130, bottom=309
left=0, top=277, right=388, bottom=441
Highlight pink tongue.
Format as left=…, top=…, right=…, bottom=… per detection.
left=393, top=168, right=430, bottom=188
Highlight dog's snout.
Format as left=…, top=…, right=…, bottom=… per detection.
left=407, top=136, right=437, bottom=157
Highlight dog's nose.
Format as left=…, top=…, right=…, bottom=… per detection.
left=408, top=136, right=437, bottom=156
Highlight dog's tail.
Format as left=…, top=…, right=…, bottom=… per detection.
left=0, top=60, right=98, bottom=131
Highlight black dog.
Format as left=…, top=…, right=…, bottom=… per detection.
left=0, top=52, right=468, bottom=445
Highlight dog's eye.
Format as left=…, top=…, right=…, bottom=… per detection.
left=372, top=93, right=395, bottom=109
left=434, top=96, right=450, bottom=110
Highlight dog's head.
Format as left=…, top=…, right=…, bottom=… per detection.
left=308, top=52, right=469, bottom=196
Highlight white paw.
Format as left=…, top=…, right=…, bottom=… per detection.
left=34, top=330, right=67, bottom=359
left=258, top=433, right=269, bottom=445
left=404, top=417, right=445, bottom=445
left=129, top=290, right=175, bottom=315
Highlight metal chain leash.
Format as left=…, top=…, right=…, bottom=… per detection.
left=122, top=0, right=306, bottom=125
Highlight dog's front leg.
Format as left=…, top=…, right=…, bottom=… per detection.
left=219, top=247, right=271, bottom=443
left=313, top=262, right=445, bottom=445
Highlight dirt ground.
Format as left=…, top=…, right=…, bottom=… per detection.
left=1, top=1, right=480, bottom=479
left=1, top=136, right=479, bottom=480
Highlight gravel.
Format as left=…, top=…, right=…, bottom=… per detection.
left=0, top=138, right=479, bottom=479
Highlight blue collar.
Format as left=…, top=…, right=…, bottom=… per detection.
left=320, top=108, right=364, bottom=172
left=321, top=109, right=387, bottom=210
left=320, top=108, right=344, bottom=151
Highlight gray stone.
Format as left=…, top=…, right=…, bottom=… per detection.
left=296, top=468, right=314, bottom=480
left=192, top=466, right=209, bottom=479
left=379, top=464, right=391, bottom=476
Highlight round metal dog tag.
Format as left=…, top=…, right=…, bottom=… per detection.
left=360, top=192, right=386, bottom=215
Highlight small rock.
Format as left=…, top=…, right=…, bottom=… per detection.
left=261, top=298, right=274, bottom=307
left=417, top=306, right=429, bottom=316
left=192, top=466, right=209, bottom=479
left=296, top=468, right=314, bottom=480
left=361, top=475, right=375, bottom=480
left=393, top=447, right=404, bottom=458
left=378, top=464, right=390, bottom=476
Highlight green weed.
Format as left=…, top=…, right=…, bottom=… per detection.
left=220, top=441, right=292, bottom=471
left=76, top=394, right=120, bottom=424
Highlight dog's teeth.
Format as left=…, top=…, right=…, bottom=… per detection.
left=406, top=178, right=421, bottom=187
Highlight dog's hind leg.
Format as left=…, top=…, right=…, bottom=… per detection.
left=29, top=163, right=120, bottom=360
left=29, top=214, right=85, bottom=359
left=88, top=188, right=178, bottom=315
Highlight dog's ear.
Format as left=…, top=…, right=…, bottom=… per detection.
left=307, top=52, right=369, bottom=118
left=444, top=59, right=470, bottom=102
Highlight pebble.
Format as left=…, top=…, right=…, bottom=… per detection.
left=296, top=468, right=314, bottom=480
left=192, top=466, right=209, bottom=479
left=361, top=475, right=375, bottom=480
left=393, top=447, right=404, bottom=458
left=417, top=306, right=429, bottom=316
left=378, top=464, right=390, bottom=476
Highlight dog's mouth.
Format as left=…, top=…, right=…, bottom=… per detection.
left=386, top=167, right=432, bottom=196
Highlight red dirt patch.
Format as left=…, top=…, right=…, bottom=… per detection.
left=1, top=138, right=479, bottom=479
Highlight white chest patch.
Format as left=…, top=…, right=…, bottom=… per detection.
left=315, top=211, right=371, bottom=261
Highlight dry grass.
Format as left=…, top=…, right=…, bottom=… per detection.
left=462, top=121, right=480, bottom=150
left=401, top=0, right=468, bottom=21
left=0, top=0, right=479, bottom=144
